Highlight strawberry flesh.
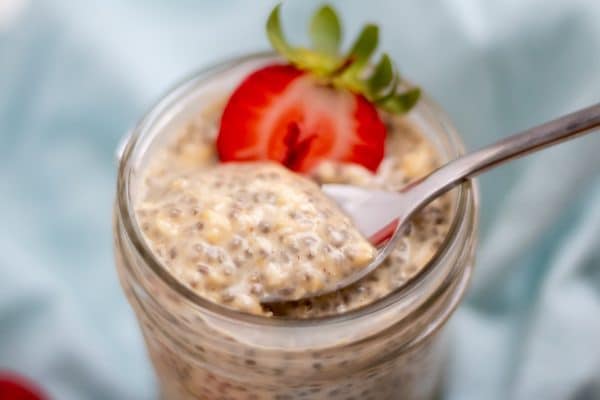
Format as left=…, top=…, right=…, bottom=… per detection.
left=217, top=64, right=386, bottom=173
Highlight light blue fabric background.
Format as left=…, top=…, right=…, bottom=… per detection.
left=0, top=1, right=599, bottom=399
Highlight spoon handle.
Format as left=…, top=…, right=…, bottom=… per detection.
left=403, top=103, right=600, bottom=207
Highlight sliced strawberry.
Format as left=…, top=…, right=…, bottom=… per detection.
left=217, top=64, right=386, bottom=173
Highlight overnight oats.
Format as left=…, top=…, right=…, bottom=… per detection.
left=114, top=4, right=478, bottom=400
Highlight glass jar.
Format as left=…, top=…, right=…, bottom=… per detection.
left=114, top=53, right=479, bottom=400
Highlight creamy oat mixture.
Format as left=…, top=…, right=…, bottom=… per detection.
left=136, top=100, right=451, bottom=317
left=137, top=162, right=375, bottom=315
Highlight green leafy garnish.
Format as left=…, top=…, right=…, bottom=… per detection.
left=368, top=54, right=394, bottom=96
left=345, top=24, right=379, bottom=69
left=377, top=88, right=421, bottom=114
left=266, top=3, right=420, bottom=114
left=267, top=5, right=339, bottom=75
left=309, top=5, right=341, bottom=55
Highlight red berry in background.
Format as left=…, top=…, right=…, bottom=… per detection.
left=0, top=373, right=47, bottom=400
left=217, top=64, right=386, bottom=173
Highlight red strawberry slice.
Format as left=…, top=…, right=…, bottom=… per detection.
left=217, top=64, right=386, bottom=173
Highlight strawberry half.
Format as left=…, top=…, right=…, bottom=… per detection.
left=216, top=4, right=420, bottom=173
left=217, top=64, right=386, bottom=173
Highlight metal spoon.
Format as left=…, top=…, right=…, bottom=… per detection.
left=263, top=103, right=600, bottom=303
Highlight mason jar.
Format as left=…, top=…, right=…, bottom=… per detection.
left=113, top=53, right=479, bottom=400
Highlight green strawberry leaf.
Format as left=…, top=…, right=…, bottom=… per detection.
left=377, top=88, right=421, bottom=114
left=332, top=24, right=378, bottom=92
left=309, top=5, right=341, bottom=56
left=374, top=62, right=402, bottom=101
left=367, top=53, right=394, bottom=98
left=345, top=24, right=378, bottom=69
left=266, top=4, right=301, bottom=64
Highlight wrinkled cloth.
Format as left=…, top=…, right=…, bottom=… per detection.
left=0, top=1, right=599, bottom=399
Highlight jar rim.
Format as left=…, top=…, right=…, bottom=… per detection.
left=116, top=51, right=476, bottom=328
